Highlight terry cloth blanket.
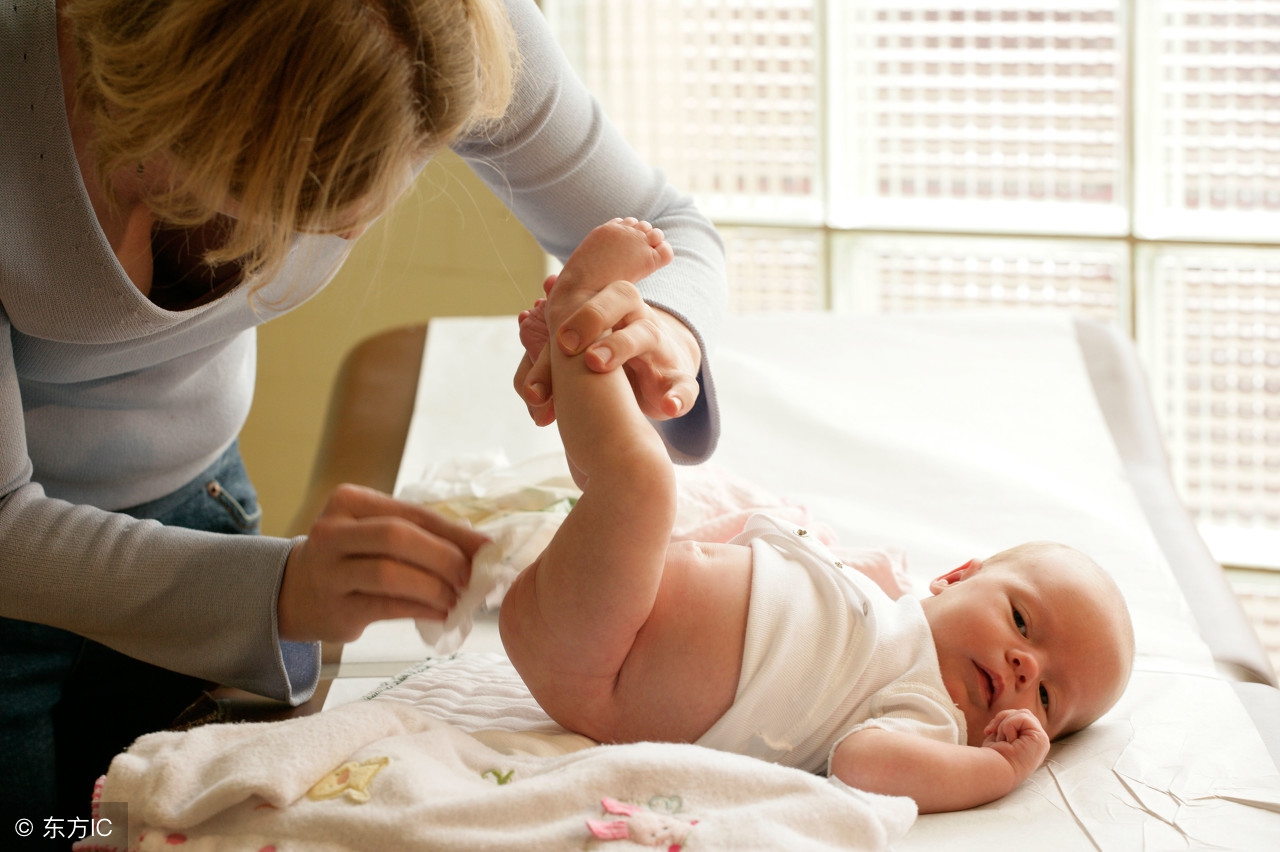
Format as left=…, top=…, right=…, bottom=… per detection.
left=82, top=699, right=915, bottom=852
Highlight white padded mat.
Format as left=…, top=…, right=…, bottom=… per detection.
left=373, top=312, right=1280, bottom=850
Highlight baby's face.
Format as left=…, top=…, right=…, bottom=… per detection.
left=920, top=545, right=1131, bottom=747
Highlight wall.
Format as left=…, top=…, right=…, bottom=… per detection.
left=238, top=153, right=544, bottom=536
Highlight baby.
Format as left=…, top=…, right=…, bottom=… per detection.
left=501, top=219, right=1135, bottom=813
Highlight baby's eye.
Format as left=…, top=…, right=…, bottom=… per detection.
left=1039, top=683, right=1050, bottom=711
left=1013, top=608, right=1028, bottom=637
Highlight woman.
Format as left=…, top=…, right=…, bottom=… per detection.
left=0, top=0, right=725, bottom=823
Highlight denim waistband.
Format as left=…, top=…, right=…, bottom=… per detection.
left=117, top=440, right=253, bottom=527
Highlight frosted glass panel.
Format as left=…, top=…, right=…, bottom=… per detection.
left=722, top=227, right=826, bottom=313
left=1135, top=0, right=1280, bottom=240
left=544, top=0, right=1280, bottom=562
left=545, top=0, right=823, bottom=223
left=1138, top=246, right=1280, bottom=539
left=829, top=1, right=1129, bottom=234
left=833, top=234, right=1128, bottom=325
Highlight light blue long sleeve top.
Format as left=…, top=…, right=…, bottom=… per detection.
left=0, top=0, right=725, bottom=704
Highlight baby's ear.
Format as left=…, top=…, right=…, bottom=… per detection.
left=928, top=557, right=982, bottom=595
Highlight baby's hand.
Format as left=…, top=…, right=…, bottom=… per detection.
left=981, top=708, right=1050, bottom=781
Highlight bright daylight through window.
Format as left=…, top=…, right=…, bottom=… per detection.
left=544, top=0, right=1280, bottom=569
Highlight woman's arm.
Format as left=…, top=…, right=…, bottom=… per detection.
left=453, top=0, right=726, bottom=463
left=0, top=485, right=316, bottom=706
left=0, top=314, right=484, bottom=704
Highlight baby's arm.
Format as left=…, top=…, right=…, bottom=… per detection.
left=830, top=709, right=1050, bottom=813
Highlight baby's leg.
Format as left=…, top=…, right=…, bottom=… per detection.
left=501, top=219, right=679, bottom=740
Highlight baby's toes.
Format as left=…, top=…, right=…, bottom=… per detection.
left=518, top=303, right=551, bottom=358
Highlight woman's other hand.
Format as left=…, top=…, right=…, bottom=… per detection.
left=277, top=484, right=489, bottom=643
left=514, top=273, right=702, bottom=426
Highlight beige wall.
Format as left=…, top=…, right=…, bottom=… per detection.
left=238, top=153, right=544, bottom=536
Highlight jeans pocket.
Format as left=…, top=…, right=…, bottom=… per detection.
left=205, top=478, right=263, bottom=534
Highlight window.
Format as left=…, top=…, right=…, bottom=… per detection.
left=544, top=0, right=1280, bottom=568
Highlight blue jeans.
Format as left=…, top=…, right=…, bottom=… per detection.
left=0, top=441, right=263, bottom=839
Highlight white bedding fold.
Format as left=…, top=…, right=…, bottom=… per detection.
left=90, top=698, right=916, bottom=852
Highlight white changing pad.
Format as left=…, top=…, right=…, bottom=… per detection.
left=377, top=312, right=1280, bottom=850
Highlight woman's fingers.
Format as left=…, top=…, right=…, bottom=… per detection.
left=555, top=279, right=645, bottom=356
left=580, top=312, right=659, bottom=371
left=327, top=486, right=488, bottom=559
left=604, top=311, right=701, bottom=420
left=628, top=362, right=700, bottom=420
left=277, top=485, right=491, bottom=643
left=513, top=346, right=556, bottom=426
left=339, top=591, right=452, bottom=629
left=515, top=266, right=703, bottom=426
left=308, top=514, right=471, bottom=592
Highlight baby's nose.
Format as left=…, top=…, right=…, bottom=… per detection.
left=1010, top=649, right=1040, bottom=684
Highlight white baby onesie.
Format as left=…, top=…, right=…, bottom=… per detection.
left=696, top=514, right=965, bottom=774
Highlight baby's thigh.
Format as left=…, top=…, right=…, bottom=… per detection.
left=608, top=541, right=752, bottom=743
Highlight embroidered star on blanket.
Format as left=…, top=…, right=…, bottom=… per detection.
left=306, top=756, right=390, bottom=804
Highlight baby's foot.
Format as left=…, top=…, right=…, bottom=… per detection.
left=518, top=298, right=550, bottom=362
left=551, top=218, right=674, bottom=311
left=525, top=218, right=674, bottom=360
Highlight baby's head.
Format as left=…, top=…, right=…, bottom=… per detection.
left=920, top=542, right=1133, bottom=747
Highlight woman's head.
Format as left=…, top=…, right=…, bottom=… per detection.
left=65, top=0, right=517, bottom=293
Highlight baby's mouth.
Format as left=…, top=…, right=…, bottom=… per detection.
left=976, top=663, right=995, bottom=708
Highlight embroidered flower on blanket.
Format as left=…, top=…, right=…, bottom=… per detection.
left=587, top=797, right=698, bottom=850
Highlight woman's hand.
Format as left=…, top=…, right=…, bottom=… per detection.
left=277, top=484, right=489, bottom=644
left=514, top=273, right=702, bottom=426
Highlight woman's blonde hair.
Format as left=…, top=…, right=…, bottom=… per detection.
left=65, top=0, right=517, bottom=298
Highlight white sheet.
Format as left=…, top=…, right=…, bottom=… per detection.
left=380, top=312, right=1280, bottom=850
